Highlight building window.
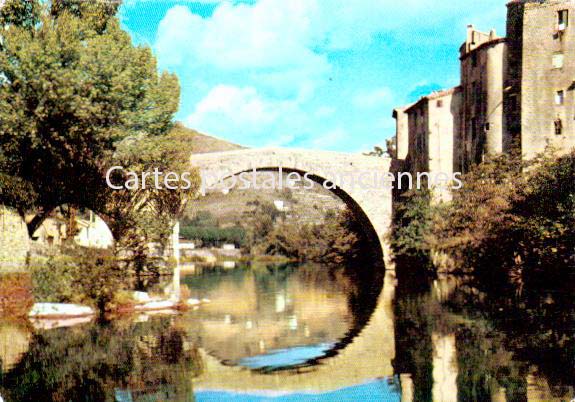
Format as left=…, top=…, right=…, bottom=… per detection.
left=558, top=10, right=569, bottom=30
left=471, top=53, right=478, bottom=68
left=485, top=122, right=490, bottom=131
left=553, top=53, right=564, bottom=69
left=437, top=100, right=443, bottom=108
left=555, top=90, right=565, bottom=105
left=555, top=118, right=563, bottom=135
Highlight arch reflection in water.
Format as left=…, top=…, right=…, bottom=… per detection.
left=183, top=263, right=399, bottom=398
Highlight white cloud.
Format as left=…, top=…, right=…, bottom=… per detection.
left=154, top=0, right=503, bottom=86
left=156, top=2, right=327, bottom=69
left=157, top=0, right=495, bottom=69
left=153, top=0, right=504, bottom=151
left=185, top=85, right=306, bottom=146
left=185, top=85, right=354, bottom=150
left=353, top=88, right=393, bottom=109
left=315, top=106, right=336, bottom=118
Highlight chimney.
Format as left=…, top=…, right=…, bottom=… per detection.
left=467, top=24, right=475, bottom=52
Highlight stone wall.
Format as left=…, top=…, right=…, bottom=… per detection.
left=521, top=0, right=575, bottom=159
left=0, top=206, right=30, bottom=270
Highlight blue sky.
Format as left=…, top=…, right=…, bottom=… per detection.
left=119, top=0, right=506, bottom=152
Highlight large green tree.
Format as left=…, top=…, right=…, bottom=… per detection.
left=0, top=0, right=180, bottom=236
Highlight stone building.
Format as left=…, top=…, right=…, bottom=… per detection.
left=404, top=88, right=462, bottom=178
left=0, top=207, right=29, bottom=270
left=400, top=88, right=462, bottom=201
left=392, top=104, right=412, bottom=161
left=508, top=0, right=575, bottom=159
left=459, top=25, right=507, bottom=170
left=393, top=0, right=575, bottom=178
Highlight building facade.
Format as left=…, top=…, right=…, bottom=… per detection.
left=459, top=25, right=507, bottom=170
left=394, top=0, right=575, bottom=179
left=405, top=89, right=462, bottom=179
left=511, top=0, right=575, bottom=159
left=402, top=88, right=462, bottom=201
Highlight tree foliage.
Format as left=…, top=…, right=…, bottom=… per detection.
left=180, top=226, right=246, bottom=247
left=260, top=208, right=368, bottom=265
left=106, top=128, right=201, bottom=271
left=0, top=0, right=180, bottom=237
left=391, top=150, right=575, bottom=280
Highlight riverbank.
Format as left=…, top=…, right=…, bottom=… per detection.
left=391, top=150, right=575, bottom=282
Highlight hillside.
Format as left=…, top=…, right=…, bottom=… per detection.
left=186, top=172, right=344, bottom=228
left=170, top=122, right=244, bottom=154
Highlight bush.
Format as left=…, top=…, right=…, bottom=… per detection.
left=180, top=225, right=246, bottom=247
left=390, top=190, right=434, bottom=263
left=31, top=248, right=127, bottom=312
left=259, top=208, right=368, bottom=265
left=391, top=150, right=575, bottom=280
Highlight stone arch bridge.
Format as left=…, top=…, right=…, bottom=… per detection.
left=190, top=148, right=392, bottom=262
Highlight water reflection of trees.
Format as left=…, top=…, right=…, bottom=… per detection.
left=448, top=276, right=575, bottom=398
left=0, top=317, right=202, bottom=402
left=393, top=269, right=575, bottom=401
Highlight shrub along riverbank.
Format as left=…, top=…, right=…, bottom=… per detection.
left=256, top=208, right=378, bottom=266
left=391, top=150, right=575, bottom=283
left=29, top=248, right=127, bottom=313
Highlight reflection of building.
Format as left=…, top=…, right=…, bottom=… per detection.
left=394, top=0, right=575, bottom=187
left=432, top=333, right=458, bottom=402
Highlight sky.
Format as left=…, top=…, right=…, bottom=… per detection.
left=119, top=0, right=506, bottom=152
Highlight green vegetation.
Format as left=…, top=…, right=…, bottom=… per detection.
left=179, top=211, right=246, bottom=247
left=0, top=0, right=179, bottom=228
left=180, top=202, right=369, bottom=265
left=30, top=248, right=125, bottom=312
left=391, top=150, right=575, bottom=280
left=180, top=226, right=246, bottom=248
left=0, top=1, right=201, bottom=273
left=259, top=208, right=369, bottom=265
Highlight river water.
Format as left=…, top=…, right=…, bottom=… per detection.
left=0, top=262, right=573, bottom=401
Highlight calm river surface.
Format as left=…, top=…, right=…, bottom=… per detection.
left=0, top=262, right=574, bottom=401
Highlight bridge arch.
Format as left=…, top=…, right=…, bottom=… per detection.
left=190, top=148, right=393, bottom=263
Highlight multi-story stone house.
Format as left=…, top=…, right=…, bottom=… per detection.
left=394, top=0, right=575, bottom=180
